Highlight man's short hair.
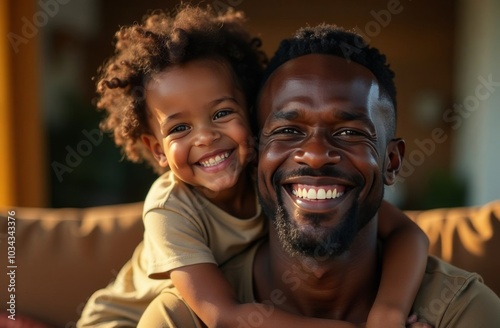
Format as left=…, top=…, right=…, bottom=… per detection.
left=260, top=24, right=397, bottom=137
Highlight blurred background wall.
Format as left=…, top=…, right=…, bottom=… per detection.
left=1, top=0, right=498, bottom=209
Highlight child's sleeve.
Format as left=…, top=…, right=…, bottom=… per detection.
left=142, top=207, right=217, bottom=279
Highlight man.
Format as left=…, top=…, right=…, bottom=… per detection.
left=222, top=25, right=500, bottom=327
left=80, top=22, right=500, bottom=327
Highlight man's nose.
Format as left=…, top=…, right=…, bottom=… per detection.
left=193, top=126, right=220, bottom=146
left=293, top=135, right=341, bottom=169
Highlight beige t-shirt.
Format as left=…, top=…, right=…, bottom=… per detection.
left=77, top=171, right=267, bottom=327
left=223, top=242, right=500, bottom=328
left=142, top=171, right=267, bottom=279
left=80, top=239, right=500, bottom=328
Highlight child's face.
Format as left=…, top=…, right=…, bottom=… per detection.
left=143, top=59, right=255, bottom=193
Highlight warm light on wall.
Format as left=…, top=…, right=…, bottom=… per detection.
left=0, top=1, right=16, bottom=207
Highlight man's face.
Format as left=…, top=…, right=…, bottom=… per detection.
left=257, top=54, right=401, bottom=258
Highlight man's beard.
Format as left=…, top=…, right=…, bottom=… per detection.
left=265, top=193, right=360, bottom=259
left=259, top=169, right=383, bottom=259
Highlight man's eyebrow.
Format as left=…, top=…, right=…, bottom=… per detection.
left=270, top=108, right=375, bottom=126
left=335, top=110, right=367, bottom=121
left=335, top=110, right=376, bottom=128
left=269, top=109, right=300, bottom=121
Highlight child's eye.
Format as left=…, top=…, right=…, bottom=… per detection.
left=169, top=124, right=190, bottom=134
left=213, top=109, right=232, bottom=120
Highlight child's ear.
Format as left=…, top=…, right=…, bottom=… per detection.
left=383, top=138, right=405, bottom=185
left=141, top=134, right=168, bottom=168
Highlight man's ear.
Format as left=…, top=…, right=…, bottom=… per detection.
left=383, top=138, right=405, bottom=185
left=141, top=134, right=168, bottom=168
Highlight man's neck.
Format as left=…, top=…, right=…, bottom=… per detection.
left=253, top=220, right=380, bottom=323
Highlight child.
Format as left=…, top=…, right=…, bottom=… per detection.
left=78, top=5, right=429, bottom=328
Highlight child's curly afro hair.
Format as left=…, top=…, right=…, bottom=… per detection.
left=95, top=5, right=266, bottom=173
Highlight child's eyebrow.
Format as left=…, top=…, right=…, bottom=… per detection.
left=159, top=112, right=184, bottom=135
left=208, top=96, right=241, bottom=107
left=158, top=96, right=242, bottom=132
left=160, top=112, right=182, bottom=128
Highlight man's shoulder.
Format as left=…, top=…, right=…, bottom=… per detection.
left=413, top=256, right=500, bottom=327
left=423, top=255, right=479, bottom=286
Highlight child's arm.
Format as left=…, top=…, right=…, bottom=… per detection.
left=171, top=263, right=363, bottom=328
left=366, top=200, right=430, bottom=328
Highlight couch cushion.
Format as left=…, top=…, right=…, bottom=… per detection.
left=2, top=200, right=499, bottom=327
left=0, top=202, right=144, bottom=328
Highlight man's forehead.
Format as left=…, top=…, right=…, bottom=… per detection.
left=258, top=54, right=381, bottom=123
left=278, top=53, right=373, bottom=75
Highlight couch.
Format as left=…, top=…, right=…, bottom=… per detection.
left=1, top=200, right=500, bottom=328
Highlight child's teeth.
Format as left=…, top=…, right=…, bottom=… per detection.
left=200, top=152, right=230, bottom=167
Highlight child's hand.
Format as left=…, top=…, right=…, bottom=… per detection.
left=365, top=303, right=407, bottom=328
left=405, top=313, right=433, bottom=328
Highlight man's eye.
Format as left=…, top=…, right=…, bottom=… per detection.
left=274, top=127, right=301, bottom=135
left=338, top=129, right=363, bottom=136
left=213, top=109, right=232, bottom=120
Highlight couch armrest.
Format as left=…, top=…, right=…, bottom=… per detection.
left=0, top=202, right=144, bottom=328
left=405, top=200, right=500, bottom=296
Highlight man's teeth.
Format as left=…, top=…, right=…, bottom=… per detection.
left=199, top=152, right=230, bottom=167
left=292, top=187, right=344, bottom=200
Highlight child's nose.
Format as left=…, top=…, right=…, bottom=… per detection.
left=193, top=126, right=221, bottom=146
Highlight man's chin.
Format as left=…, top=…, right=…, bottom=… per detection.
left=287, top=229, right=348, bottom=259
left=272, top=204, right=359, bottom=259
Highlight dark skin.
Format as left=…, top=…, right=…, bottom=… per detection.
left=255, top=54, right=429, bottom=327
left=143, top=58, right=428, bottom=327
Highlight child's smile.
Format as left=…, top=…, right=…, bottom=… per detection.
left=197, top=150, right=232, bottom=169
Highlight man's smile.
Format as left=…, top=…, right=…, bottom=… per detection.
left=291, top=183, right=345, bottom=200
left=280, top=175, right=355, bottom=214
